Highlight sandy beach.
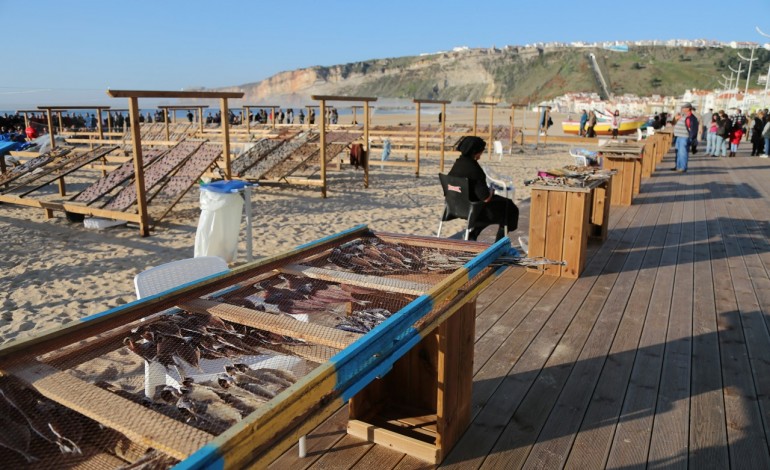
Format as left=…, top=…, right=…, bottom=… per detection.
left=0, top=110, right=575, bottom=345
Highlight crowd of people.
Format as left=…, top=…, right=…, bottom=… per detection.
left=701, top=107, right=770, bottom=158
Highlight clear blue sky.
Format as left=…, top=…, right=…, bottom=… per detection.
left=2, top=0, right=770, bottom=108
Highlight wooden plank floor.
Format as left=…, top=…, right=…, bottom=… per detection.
left=271, top=147, right=770, bottom=469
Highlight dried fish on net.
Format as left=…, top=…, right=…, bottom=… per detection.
left=335, top=308, right=394, bottom=334
left=326, top=238, right=470, bottom=275
left=122, top=311, right=303, bottom=376
left=99, top=358, right=298, bottom=436
left=218, top=274, right=414, bottom=330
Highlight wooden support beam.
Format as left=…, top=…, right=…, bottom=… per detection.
left=128, top=97, right=150, bottom=237
left=415, top=101, right=421, bottom=178
left=320, top=99, right=327, bottom=198
left=107, top=89, right=243, bottom=99
left=278, top=264, right=430, bottom=295
left=311, top=95, right=378, bottom=102
left=221, top=98, right=232, bottom=179
left=178, top=299, right=361, bottom=350
left=0, top=194, right=143, bottom=221
left=7, top=361, right=212, bottom=460
left=473, top=104, right=478, bottom=135
left=440, top=103, right=447, bottom=173
left=364, top=101, right=370, bottom=188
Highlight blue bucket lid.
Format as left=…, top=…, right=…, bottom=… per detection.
left=200, top=180, right=256, bottom=193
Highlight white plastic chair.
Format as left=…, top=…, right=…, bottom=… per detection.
left=483, top=165, right=515, bottom=200
left=134, top=256, right=229, bottom=398
left=493, top=140, right=505, bottom=161
left=134, top=256, right=229, bottom=299
left=569, top=148, right=597, bottom=167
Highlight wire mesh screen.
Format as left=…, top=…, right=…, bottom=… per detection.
left=0, top=230, right=499, bottom=469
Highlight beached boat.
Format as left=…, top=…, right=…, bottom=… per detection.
left=562, top=116, right=647, bottom=136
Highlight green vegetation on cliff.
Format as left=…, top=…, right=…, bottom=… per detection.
left=238, top=46, right=770, bottom=102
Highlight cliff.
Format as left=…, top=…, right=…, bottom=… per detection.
left=214, top=46, right=770, bottom=104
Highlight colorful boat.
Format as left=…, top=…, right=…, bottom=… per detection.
left=562, top=116, right=647, bottom=136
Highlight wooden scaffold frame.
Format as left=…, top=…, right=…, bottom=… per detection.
left=311, top=95, right=377, bottom=198
left=472, top=101, right=498, bottom=159
left=157, top=105, right=209, bottom=137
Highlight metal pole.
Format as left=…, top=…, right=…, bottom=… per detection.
left=440, top=103, right=446, bottom=173
left=488, top=105, right=494, bottom=160
left=243, top=186, right=253, bottom=262
left=415, top=102, right=421, bottom=178
left=364, top=101, right=370, bottom=188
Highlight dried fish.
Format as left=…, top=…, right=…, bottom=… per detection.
left=0, top=376, right=82, bottom=455
left=335, top=308, right=394, bottom=333
left=0, top=402, right=36, bottom=462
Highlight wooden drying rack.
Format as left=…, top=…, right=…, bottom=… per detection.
left=0, top=226, right=510, bottom=468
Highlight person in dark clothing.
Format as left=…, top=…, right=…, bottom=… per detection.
left=448, top=136, right=519, bottom=241
left=751, top=112, right=764, bottom=156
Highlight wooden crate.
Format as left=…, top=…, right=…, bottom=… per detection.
left=589, top=179, right=612, bottom=241
left=600, top=149, right=642, bottom=206
left=527, top=184, right=594, bottom=278
left=347, top=302, right=475, bottom=464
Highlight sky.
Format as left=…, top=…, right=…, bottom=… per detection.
left=2, top=0, right=770, bottom=108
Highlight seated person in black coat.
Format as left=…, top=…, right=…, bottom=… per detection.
left=448, top=136, right=519, bottom=241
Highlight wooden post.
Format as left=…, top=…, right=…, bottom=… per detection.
left=44, top=109, right=66, bottom=196
left=128, top=97, right=150, bottom=237
left=320, top=100, right=327, bottom=198
left=272, top=106, right=276, bottom=130
left=96, top=108, right=104, bottom=141
left=509, top=105, right=515, bottom=149
left=220, top=98, right=232, bottom=179
left=107, top=112, right=112, bottom=133
left=440, top=103, right=447, bottom=173
left=198, top=107, right=204, bottom=134
left=415, top=101, right=421, bottom=178
left=164, top=112, right=170, bottom=142
left=472, top=104, right=478, bottom=136
left=244, top=106, right=250, bottom=135
left=488, top=105, right=494, bottom=160
left=56, top=112, right=63, bottom=133
left=364, top=101, right=370, bottom=189
left=22, top=113, right=29, bottom=131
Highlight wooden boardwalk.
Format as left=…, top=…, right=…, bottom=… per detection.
left=271, top=149, right=770, bottom=469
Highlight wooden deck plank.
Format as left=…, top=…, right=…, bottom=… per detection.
left=487, top=172, right=675, bottom=469
left=471, top=274, right=557, bottom=376
left=473, top=270, right=540, bottom=345
left=604, top=161, right=684, bottom=469
left=441, top=194, right=647, bottom=469
left=647, top=177, right=694, bottom=467
left=268, top=405, right=349, bottom=469
left=531, top=166, right=675, bottom=469
left=289, top=151, right=770, bottom=470
left=707, top=158, right=770, bottom=468
left=687, top=166, right=729, bottom=468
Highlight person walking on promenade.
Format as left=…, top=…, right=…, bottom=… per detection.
left=751, top=112, right=764, bottom=156
left=705, top=114, right=718, bottom=156
left=673, top=102, right=697, bottom=172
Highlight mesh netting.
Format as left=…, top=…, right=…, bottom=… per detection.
left=0, top=232, right=495, bottom=468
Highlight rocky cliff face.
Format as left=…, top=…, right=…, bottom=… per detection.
left=213, top=46, right=770, bottom=104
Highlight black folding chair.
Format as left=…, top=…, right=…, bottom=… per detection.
left=436, top=173, right=487, bottom=240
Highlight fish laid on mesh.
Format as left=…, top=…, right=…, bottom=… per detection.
left=123, top=311, right=300, bottom=378
left=334, top=308, right=394, bottom=334
left=327, top=238, right=470, bottom=275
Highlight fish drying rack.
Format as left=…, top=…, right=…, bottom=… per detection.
left=0, top=225, right=512, bottom=468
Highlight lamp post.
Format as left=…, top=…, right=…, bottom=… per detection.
left=756, top=26, right=770, bottom=108
left=728, top=63, right=744, bottom=107
left=737, top=48, right=758, bottom=98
